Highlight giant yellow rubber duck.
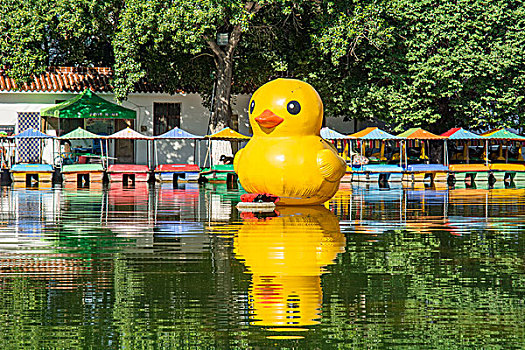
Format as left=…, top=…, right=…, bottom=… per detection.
left=234, top=79, right=346, bottom=205
left=233, top=206, right=345, bottom=333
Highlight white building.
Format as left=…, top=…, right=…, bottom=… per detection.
left=0, top=66, right=251, bottom=166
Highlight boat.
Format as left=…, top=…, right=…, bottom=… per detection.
left=104, top=128, right=153, bottom=184
left=107, top=164, right=150, bottom=183
left=404, top=164, right=449, bottom=183
left=57, top=127, right=106, bottom=186
left=346, top=127, right=404, bottom=183
left=154, top=163, right=200, bottom=183
left=448, top=164, right=490, bottom=183
left=481, top=129, right=525, bottom=183
left=11, top=163, right=54, bottom=184
left=62, top=163, right=104, bottom=185
left=9, top=128, right=56, bottom=185
left=489, top=163, right=525, bottom=182
left=398, top=128, right=447, bottom=183
left=201, top=128, right=250, bottom=185
left=441, top=128, right=489, bottom=184
left=199, top=164, right=236, bottom=184
left=350, top=164, right=403, bottom=182
left=153, top=127, right=203, bottom=184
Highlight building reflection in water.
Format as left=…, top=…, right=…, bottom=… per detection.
left=330, top=182, right=525, bottom=236
left=233, top=206, right=345, bottom=338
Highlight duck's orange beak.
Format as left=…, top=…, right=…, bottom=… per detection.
left=255, top=109, right=284, bottom=129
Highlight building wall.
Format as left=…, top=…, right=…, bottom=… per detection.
left=0, top=92, right=251, bottom=166
left=127, top=93, right=251, bottom=166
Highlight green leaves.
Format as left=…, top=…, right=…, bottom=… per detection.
left=1, top=0, right=523, bottom=131
left=313, top=2, right=394, bottom=65
left=311, top=0, right=525, bottom=131
left=0, top=0, right=120, bottom=84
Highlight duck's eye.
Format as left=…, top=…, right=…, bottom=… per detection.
left=249, top=100, right=255, bottom=114
left=287, top=100, right=301, bottom=115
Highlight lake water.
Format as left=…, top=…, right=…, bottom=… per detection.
left=0, top=182, right=524, bottom=349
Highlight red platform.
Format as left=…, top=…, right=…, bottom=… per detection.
left=107, top=164, right=150, bottom=182
left=154, top=164, right=200, bottom=173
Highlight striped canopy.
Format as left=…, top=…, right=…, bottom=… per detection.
left=320, top=127, right=347, bottom=140
left=156, top=127, right=202, bottom=139
left=59, top=127, right=100, bottom=139
left=12, top=128, right=54, bottom=139
left=441, top=128, right=483, bottom=140
left=481, top=128, right=525, bottom=140
left=206, top=128, right=250, bottom=140
left=348, top=127, right=401, bottom=140
left=397, top=128, right=443, bottom=140
left=105, top=127, right=152, bottom=140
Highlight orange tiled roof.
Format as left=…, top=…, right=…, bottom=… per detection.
left=0, top=66, right=189, bottom=94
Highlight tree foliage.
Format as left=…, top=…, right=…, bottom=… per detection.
left=112, top=0, right=319, bottom=131
left=0, top=0, right=119, bottom=78
left=1, top=0, right=524, bottom=131
left=310, top=0, right=525, bottom=131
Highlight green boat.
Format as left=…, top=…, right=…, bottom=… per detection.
left=62, top=163, right=105, bottom=183
left=199, top=164, right=237, bottom=183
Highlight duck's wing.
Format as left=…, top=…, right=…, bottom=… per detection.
left=317, top=148, right=346, bottom=182
left=233, top=148, right=244, bottom=174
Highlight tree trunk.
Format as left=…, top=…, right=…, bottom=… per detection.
left=202, top=3, right=261, bottom=165
left=210, top=56, right=234, bottom=134
left=206, top=25, right=242, bottom=134
left=205, top=3, right=262, bottom=133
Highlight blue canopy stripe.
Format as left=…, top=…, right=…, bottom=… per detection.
left=320, top=127, right=348, bottom=140
left=12, top=128, right=54, bottom=139
left=156, top=127, right=202, bottom=139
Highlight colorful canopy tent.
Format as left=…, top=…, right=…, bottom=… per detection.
left=481, top=128, right=525, bottom=140
left=105, top=127, right=152, bottom=140
left=481, top=129, right=525, bottom=164
left=41, top=90, right=136, bottom=154
left=397, top=128, right=443, bottom=140
left=11, top=128, right=55, bottom=165
left=105, top=127, right=153, bottom=168
left=59, top=127, right=107, bottom=168
left=12, top=128, right=54, bottom=139
left=441, top=128, right=484, bottom=165
left=321, top=127, right=349, bottom=162
left=41, top=89, right=136, bottom=120
left=348, top=127, right=403, bottom=164
left=396, top=128, right=444, bottom=166
left=205, top=127, right=251, bottom=140
left=59, top=127, right=100, bottom=139
left=156, top=127, right=202, bottom=139
left=348, top=127, right=401, bottom=140
left=154, top=127, right=203, bottom=168
left=441, top=128, right=483, bottom=140
left=320, top=127, right=348, bottom=140
left=204, top=128, right=250, bottom=168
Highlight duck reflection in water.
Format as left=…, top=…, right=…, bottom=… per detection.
left=233, top=206, right=345, bottom=334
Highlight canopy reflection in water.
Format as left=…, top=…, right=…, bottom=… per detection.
left=233, top=206, right=345, bottom=336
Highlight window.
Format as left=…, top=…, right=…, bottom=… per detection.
left=154, top=103, right=181, bottom=136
